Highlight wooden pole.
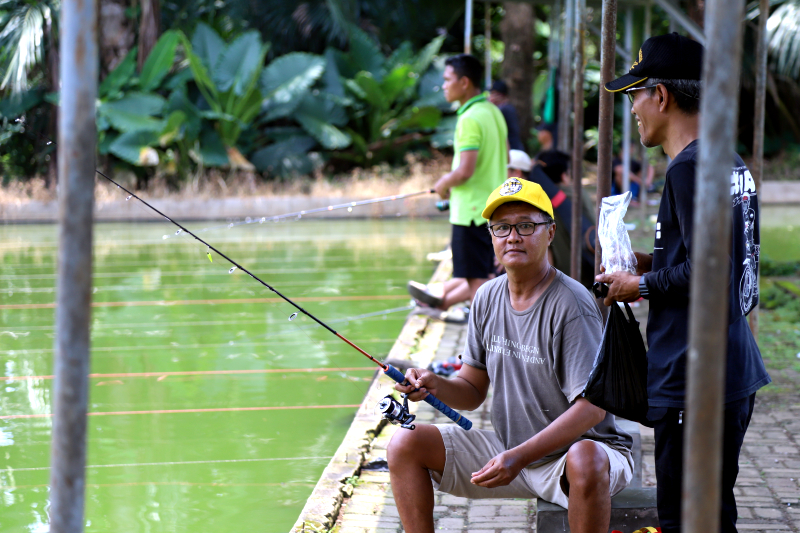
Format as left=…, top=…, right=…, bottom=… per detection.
left=50, top=0, right=97, bottom=531
left=558, top=0, right=574, bottom=151
left=465, top=0, right=474, bottom=54
left=748, top=0, right=769, bottom=340
left=683, top=0, right=746, bottom=530
left=570, top=0, right=586, bottom=281
left=485, top=2, right=492, bottom=89
left=595, top=0, right=617, bottom=320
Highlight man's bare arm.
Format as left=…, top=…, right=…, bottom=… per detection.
left=394, top=363, right=490, bottom=411
left=470, top=399, right=606, bottom=488
left=434, top=150, right=478, bottom=199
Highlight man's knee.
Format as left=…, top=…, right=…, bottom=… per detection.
left=564, top=440, right=610, bottom=494
left=387, top=424, right=446, bottom=472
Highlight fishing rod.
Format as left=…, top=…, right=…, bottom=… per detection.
left=161, top=189, right=436, bottom=240
left=95, top=169, right=472, bottom=431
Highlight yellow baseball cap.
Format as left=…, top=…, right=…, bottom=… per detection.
left=481, top=177, right=554, bottom=220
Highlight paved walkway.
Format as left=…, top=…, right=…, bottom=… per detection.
left=333, top=317, right=800, bottom=533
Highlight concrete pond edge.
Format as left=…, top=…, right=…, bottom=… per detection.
left=290, top=257, right=453, bottom=533
left=2, top=181, right=799, bottom=223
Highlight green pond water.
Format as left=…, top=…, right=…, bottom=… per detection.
left=0, top=219, right=449, bottom=533
left=760, top=206, right=800, bottom=261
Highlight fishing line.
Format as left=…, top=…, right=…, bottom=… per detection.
left=160, top=189, right=435, bottom=241
left=285, top=311, right=367, bottom=394
left=93, top=169, right=472, bottom=430
left=0, top=304, right=414, bottom=332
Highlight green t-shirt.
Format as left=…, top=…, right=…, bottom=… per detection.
left=450, top=94, right=509, bottom=226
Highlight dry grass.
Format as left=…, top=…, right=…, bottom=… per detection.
left=1, top=152, right=454, bottom=205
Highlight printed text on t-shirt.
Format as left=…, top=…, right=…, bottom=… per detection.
left=487, top=335, right=544, bottom=364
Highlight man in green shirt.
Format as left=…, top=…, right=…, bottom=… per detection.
left=408, top=54, right=509, bottom=310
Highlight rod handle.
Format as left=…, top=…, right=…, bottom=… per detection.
left=383, top=364, right=472, bottom=430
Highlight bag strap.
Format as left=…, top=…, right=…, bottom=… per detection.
left=621, top=301, right=637, bottom=323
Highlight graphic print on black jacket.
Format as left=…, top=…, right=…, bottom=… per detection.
left=642, top=140, right=771, bottom=408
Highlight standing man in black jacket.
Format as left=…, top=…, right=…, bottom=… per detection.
left=488, top=80, right=525, bottom=151
left=594, top=33, right=771, bottom=533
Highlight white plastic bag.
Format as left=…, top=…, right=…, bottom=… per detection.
left=598, top=192, right=638, bottom=275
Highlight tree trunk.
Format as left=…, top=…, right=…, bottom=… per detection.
left=500, top=2, right=535, bottom=150
left=138, top=0, right=161, bottom=71
left=45, top=8, right=59, bottom=189
left=99, top=0, right=135, bottom=77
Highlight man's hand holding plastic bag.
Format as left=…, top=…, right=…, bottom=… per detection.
left=594, top=192, right=647, bottom=306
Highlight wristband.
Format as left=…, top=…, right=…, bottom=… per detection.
left=639, top=275, right=650, bottom=300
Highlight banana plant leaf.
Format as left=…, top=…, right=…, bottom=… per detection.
left=380, top=65, right=417, bottom=106
left=99, top=48, right=137, bottom=99
left=159, top=111, right=187, bottom=146
left=0, top=88, right=43, bottom=119
left=139, top=30, right=181, bottom=92
left=416, top=64, right=449, bottom=110
left=412, top=34, right=446, bottom=75
left=386, top=42, right=414, bottom=71
left=100, top=107, right=165, bottom=133
left=214, top=30, right=267, bottom=96
left=322, top=48, right=345, bottom=96
left=109, top=130, right=160, bottom=166
left=349, top=72, right=383, bottom=109
left=251, top=136, right=318, bottom=176
left=102, top=92, right=167, bottom=116
left=199, top=129, right=229, bottom=167
left=260, top=52, right=326, bottom=105
left=347, top=24, right=385, bottom=80
left=165, top=89, right=202, bottom=142
left=292, top=93, right=351, bottom=149
left=393, top=106, right=441, bottom=131
left=191, top=22, right=226, bottom=74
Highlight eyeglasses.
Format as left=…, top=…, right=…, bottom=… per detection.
left=488, top=221, right=551, bottom=238
left=625, top=85, right=658, bottom=104
left=625, top=83, right=700, bottom=104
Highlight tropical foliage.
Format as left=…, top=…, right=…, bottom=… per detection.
left=3, top=0, right=800, bottom=184
left=0, top=16, right=452, bottom=182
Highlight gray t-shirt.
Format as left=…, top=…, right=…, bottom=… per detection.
left=462, top=270, right=633, bottom=465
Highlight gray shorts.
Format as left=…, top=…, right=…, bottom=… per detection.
left=430, top=424, right=633, bottom=508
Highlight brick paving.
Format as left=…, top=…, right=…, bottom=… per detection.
left=332, top=314, right=800, bottom=533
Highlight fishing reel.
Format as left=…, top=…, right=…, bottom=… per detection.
left=592, top=281, right=609, bottom=298
left=377, top=394, right=416, bottom=430
left=435, top=200, right=450, bottom=212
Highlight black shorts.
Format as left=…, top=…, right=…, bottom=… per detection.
left=451, top=222, right=494, bottom=279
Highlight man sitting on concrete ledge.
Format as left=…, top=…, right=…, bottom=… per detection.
left=388, top=178, right=633, bottom=533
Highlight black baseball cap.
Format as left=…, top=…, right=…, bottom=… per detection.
left=490, top=80, right=509, bottom=95
left=605, top=32, right=704, bottom=93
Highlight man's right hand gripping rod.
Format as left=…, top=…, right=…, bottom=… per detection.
left=382, top=364, right=473, bottom=430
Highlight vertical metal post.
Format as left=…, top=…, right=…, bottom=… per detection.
left=550, top=0, right=562, bottom=74
left=595, top=0, right=616, bottom=289
left=558, top=0, right=574, bottom=152
left=640, top=1, right=652, bottom=220
left=483, top=2, right=492, bottom=91
left=50, top=0, right=97, bottom=531
left=570, top=0, right=585, bottom=281
left=484, top=2, right=492, bottom=89
left=749, top=0, right=768, bottom=339
left=465, top=0, right=474, bottom=54
left=622, top=7, right=634, bottom=195
left=683, top=0, right=746, bottom=531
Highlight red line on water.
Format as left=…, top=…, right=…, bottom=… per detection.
left=0, top=404, right=362, bottom=420
left=0, top=481, right=316, bottom=489
left=0, top=294, right=409, bottom=310
left=0, top=367, right=376, bottom=382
